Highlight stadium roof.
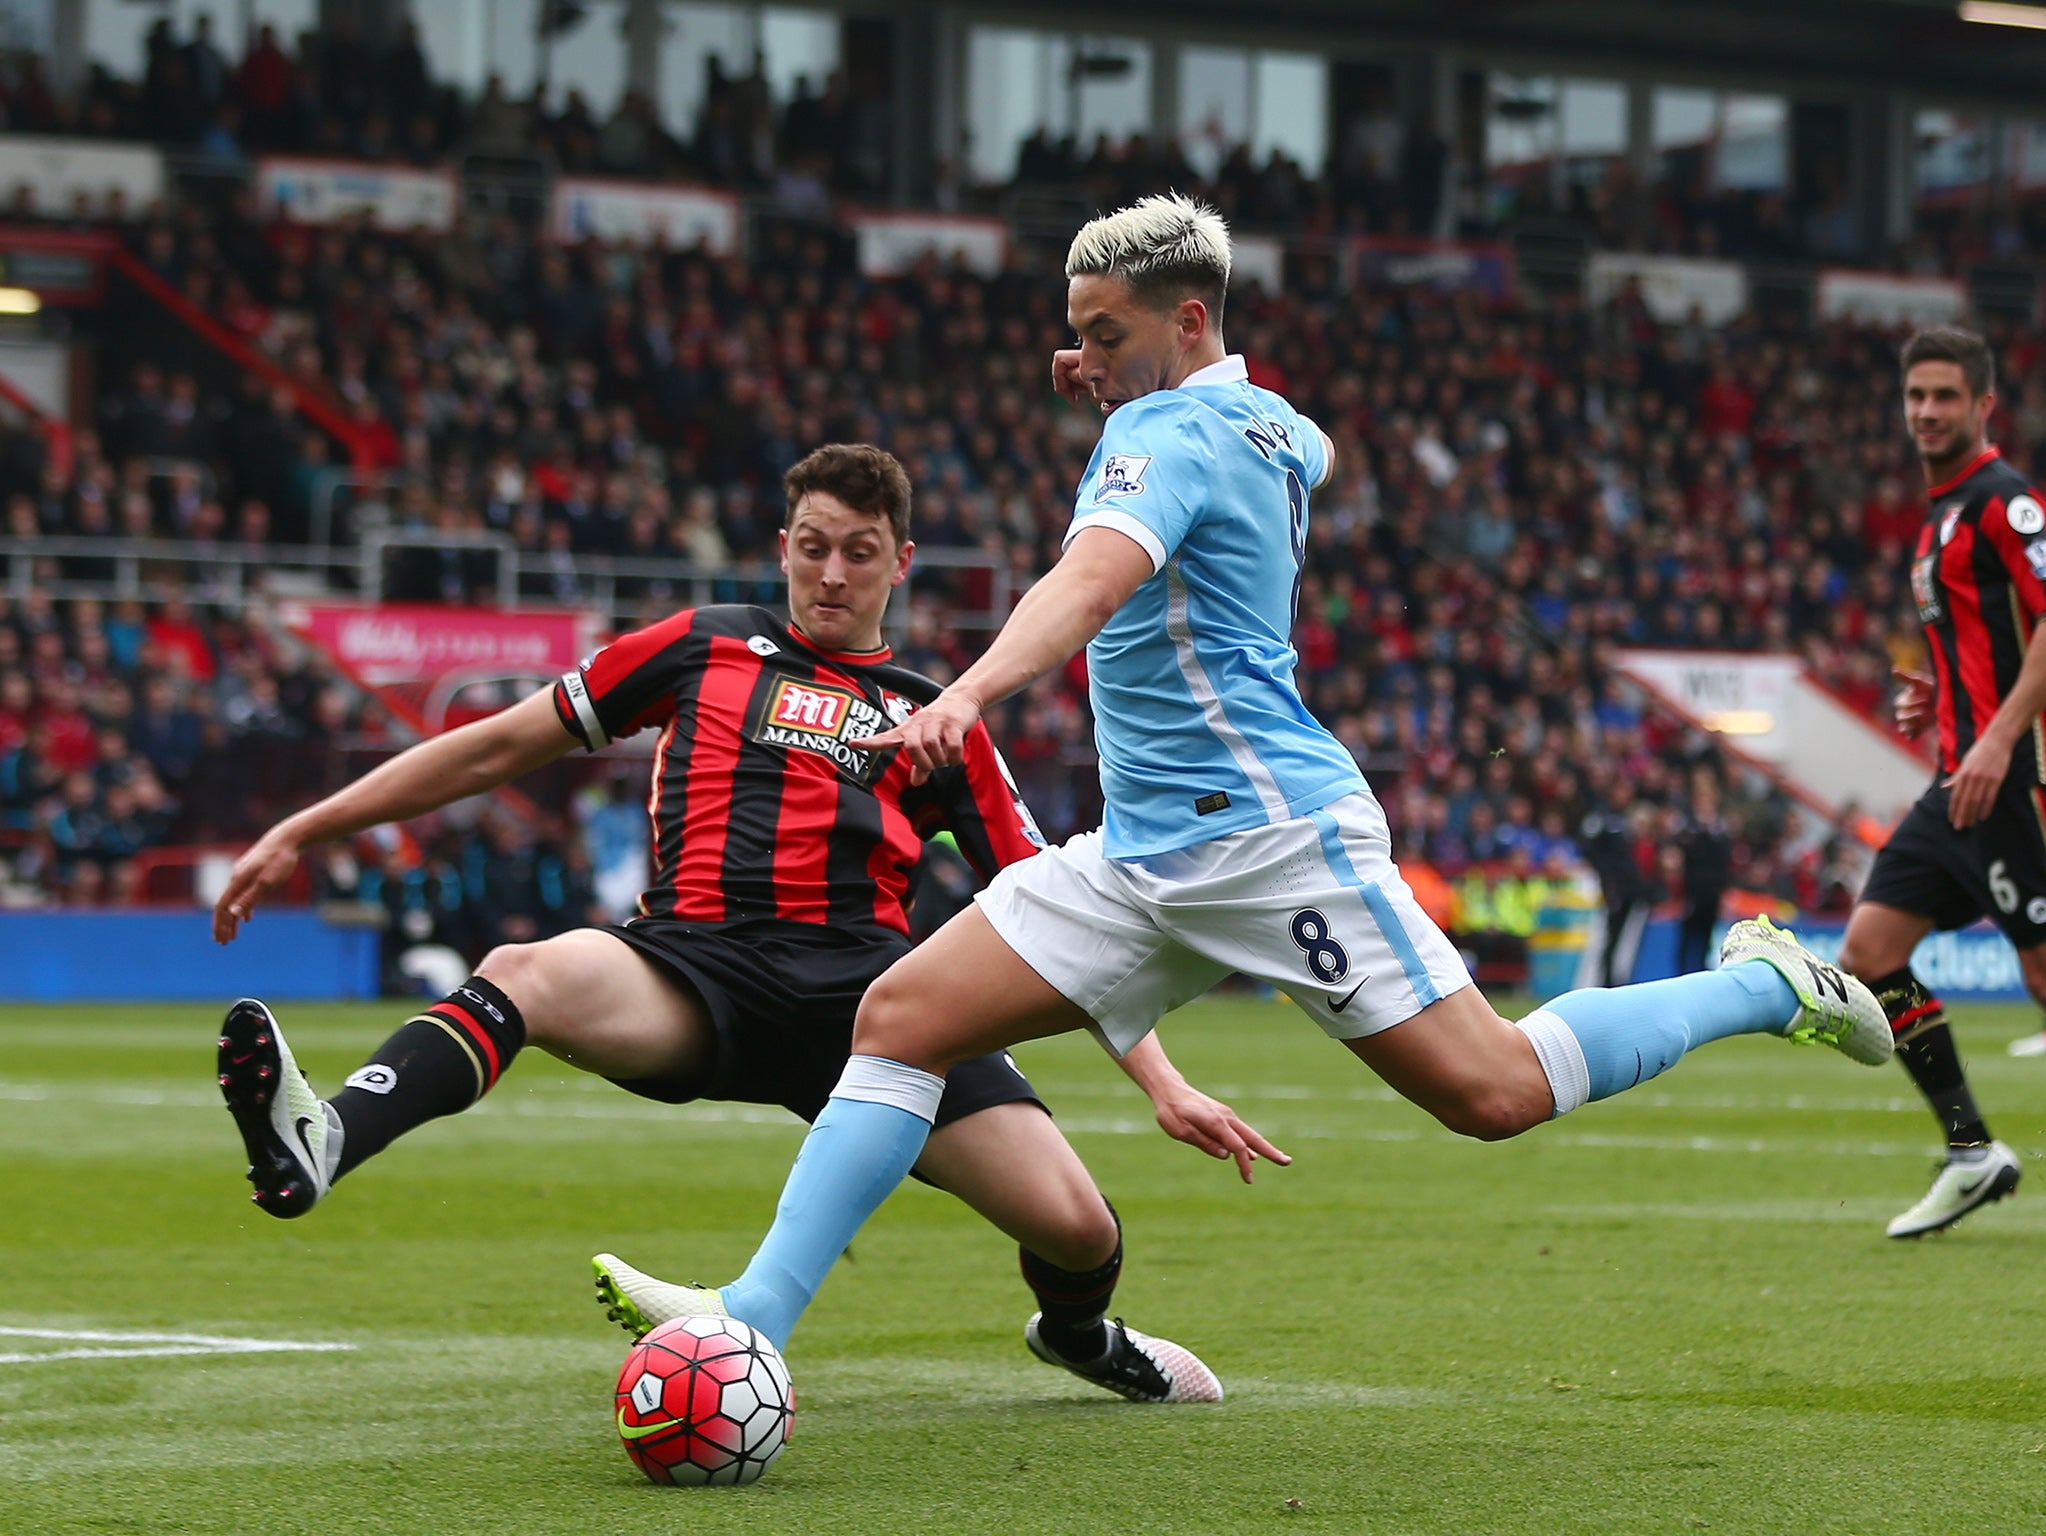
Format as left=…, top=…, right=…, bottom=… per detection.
left=980, top=0, right=2046, bottom=108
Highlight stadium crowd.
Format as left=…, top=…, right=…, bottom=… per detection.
left=5, top=15, right=2042, bottom=266
left=9, top=18, right=2032, bottom=963
left=5, top=190, right=1972, bottom=942
left=0, top=574, right=604, bottom=960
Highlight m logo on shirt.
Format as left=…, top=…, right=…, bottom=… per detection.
left=1096, top=454, right=1151, bottom=500
left=766, top=679, right=854, bottom=738
left=755, top=678, right=891, bottom=783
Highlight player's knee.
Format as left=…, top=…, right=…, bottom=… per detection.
left=850, top=967, right=934, bottom=1065
left=1835, top=934, right=1890, bottom=980
left=1049, top=1189, right=1120, bottom=1268
left=474, top=943, right=555, bottom=1037
left=1438, top=1087, right=1543, bottom=1143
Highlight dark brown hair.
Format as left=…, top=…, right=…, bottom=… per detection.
left=782, top=443, right=912, bottom=546
left=1901, top=326, right=1995, bottom=398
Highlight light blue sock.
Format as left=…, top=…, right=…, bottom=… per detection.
left=718, top=1056, right=944, bottom=1349
left=1512, top=961, right=1799, bottom=1115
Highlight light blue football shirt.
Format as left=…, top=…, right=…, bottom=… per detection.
left=1063, top=354, right=1369, bottom=857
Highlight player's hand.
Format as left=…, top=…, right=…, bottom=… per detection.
left=1892, top=666, right=1936, bottom=740
left=1051, top=348, right=1087, bottom=406
left=1944, top=730, right=2014, bottom=829
left=847, top=689, right=982, bottom=785
left=1150, top=1083, right=1292, bottom=1184
left=212, top=827, right=303, bottom=944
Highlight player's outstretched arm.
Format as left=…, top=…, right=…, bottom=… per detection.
left=1948, top=621, right=2046, bottom=827
left=1115, top=1031, right=1292, bottom=1184
left=212, top=688, right=579, bottom=943
left=849, top=526, right=1153, bottom=783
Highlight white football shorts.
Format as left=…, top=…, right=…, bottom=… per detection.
left=975, top=790, right=1473, bottom=1055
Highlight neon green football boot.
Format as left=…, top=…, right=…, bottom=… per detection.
left=1719, top=915, right=1893, bottom=1065
left=591, top=1252, right=727, bottom=1339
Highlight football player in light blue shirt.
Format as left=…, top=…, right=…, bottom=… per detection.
left=1064, top=334, right=1363, bottom=856
left=597, top=195, right=1895, bottom=1376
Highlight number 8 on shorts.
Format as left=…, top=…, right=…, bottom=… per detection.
left=1290, top=909, right=1350, bottom=984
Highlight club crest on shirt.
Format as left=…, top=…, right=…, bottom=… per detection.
left=1096, top=453, right=1151, bottom=501
left=1940, top=503, right=1964, bottom=546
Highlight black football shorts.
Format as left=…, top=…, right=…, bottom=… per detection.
left=597, top=916, right=1044, bottom=1128
left=1861, top=777, right=2046, bottom=950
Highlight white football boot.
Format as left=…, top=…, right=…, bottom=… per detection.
left=1025, top=1314, right=1224, bottom=1403
left=592, top=1253, right=728, bottom=1339
left=218, top=998, right=336, bottom=1218
left=1718, top=916, right=1893, bottom=1065
left=1886, top=1142, right=2023, bottom=1239
left=2007, top=1032, right=2046, bottom=1058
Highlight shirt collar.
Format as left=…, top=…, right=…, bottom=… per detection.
left=1926, top=444, right=2000, bottom=500
left=1178, top=354, right=1247, bottom=388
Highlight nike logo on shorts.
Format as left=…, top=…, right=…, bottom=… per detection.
left=1327, top=977, right=1369, bottom=1013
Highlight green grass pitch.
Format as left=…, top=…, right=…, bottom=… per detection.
left=3, top=996, right=2044, bottom=1535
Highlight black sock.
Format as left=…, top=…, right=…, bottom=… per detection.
left=1868, top=967, right=1990, bottom=1148
left=1020, top=1204, right=1122, bottom=1362
left=329, top=977, right=526, bottom=1179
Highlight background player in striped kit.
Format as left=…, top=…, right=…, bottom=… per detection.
left=1838, top=326, right=2041, bottom=1237
left=210, top=442, right=1279, bottom=1402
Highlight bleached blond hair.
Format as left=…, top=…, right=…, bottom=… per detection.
left=1066, top=193, right=1231, bottom=315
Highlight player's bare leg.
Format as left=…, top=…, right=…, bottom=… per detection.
left=914, top=1100, right=1222, bottom=1401
left=222, top=929, right=716, bottom=1217
left=1341, top=915, right=1890, bottom=1143
left=853, top=903, right=1093, bottom=1069
left=478, top=929, right=715, bottom=1083
left=1838, top=901, right=1935, bottom=980
left=1840, top=901, right=2021, bottom=1235
left=917, top=1101, right=1117, bottom=1269
left=1342, top=983, right=1553, bottom=1140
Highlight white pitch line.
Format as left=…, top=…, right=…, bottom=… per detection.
left=0, top=1326, right=353, bottom=1366
left=0, top=1081, right=1966, bottom=1159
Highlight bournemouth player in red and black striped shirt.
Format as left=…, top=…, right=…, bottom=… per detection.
left=550, top=599, right=1040, bottom=937
left=212, top=444, right=1279, bottom=1401
left=1843, top=327, right=2044, bottom=1235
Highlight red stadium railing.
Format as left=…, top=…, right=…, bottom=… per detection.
left=105, top=244, right=379, bottom=473
left=0, top=362, right=72, bottom=481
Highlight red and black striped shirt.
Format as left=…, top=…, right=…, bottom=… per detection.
left=551, top=605, right=1045, bottom=935
left=1909, top=446, right=2046, bottom=777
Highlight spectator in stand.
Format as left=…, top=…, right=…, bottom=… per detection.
left=1580, top=781, right=1650, bottom=987
left=1677, top=779, right=1736, bottom=974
